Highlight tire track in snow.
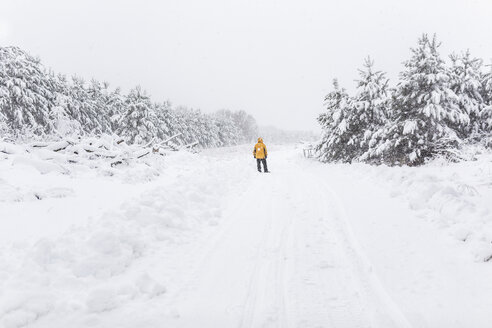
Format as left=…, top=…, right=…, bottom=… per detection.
left=164, top=173, right=264, bottom=305
left=239, top=171, right=294, bottom=328
left=237, top=192, right=274, bottom=328
left=272, top=193, right=290, bottom=328
left=300, top=161, right=413, bottom=328
left=272, top=174, right=296, bottom=328
left=155, top=147, right=413, bottom=328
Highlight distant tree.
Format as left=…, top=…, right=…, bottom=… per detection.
left=231, top=110, right=258, bottom=143
left=214, top=110, right=240, bottom=146
left=182, top=109, right=219, bottom=148
left=202, top=113, right=220, bottom=147
left=174, top=106, right=199, bottom=145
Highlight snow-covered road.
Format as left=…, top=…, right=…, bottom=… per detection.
left=1, top=144, right=492, bottom=328
left=157, top=149, right=410, bottom=328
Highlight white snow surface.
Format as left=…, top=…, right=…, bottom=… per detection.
left=1, top=143, right=492, bottom=327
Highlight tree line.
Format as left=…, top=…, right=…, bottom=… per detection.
left=0, top=46, right=258, bottom=147
left=317, top=34, right=492, bottom=166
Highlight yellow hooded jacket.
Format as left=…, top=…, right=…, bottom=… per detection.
left=253, top=138, right=267, bottom=159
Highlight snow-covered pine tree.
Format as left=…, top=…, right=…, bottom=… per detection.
left=0, top=45, right=256, bottom=147
left=0, top=46, right=57, bottom=137
left=61, top=76, right=102, bottom=135
left=0, top=73, right=9, bottom=136
left=480, top=62, right=492, bottom=134
left=51, top=95, right=82, bottom=137
left=214, top=109, right=240, bottom=146
left=117, top=86, right=157, bottom=144
left=49, top=74, right=84, bottom=136
left=316, top=79, right=356, bottom=162
left=203, top=113, right=221, bottom=147
left=173, top=106, right=197, bottom=145
left=0, top=109, right=9, bottom=137
left=449, top=51, right=483, bottom=138
left=154, top=101, right=176, bottom=141
left=187, top=109, right=216, bottom=148
left=374, top=34, right=462, bottom=165
left=317, top=61, right=390, bottom=164
left=174, top=107, right=223, bottom=148
left=104, top=86, right=126, bottom=133
left=225, top=110, right=255, bottom=143
left=351, top=57, right=390, bottom=162
left=87, top=79, right=113, bottom=134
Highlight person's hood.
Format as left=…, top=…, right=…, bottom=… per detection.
left=257, top=137, right=263, bottom=143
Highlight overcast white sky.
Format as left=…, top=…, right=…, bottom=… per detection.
left=1, top=0, right=492, bottom=131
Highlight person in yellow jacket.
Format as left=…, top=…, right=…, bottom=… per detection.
left=253, top=137, right=269, bottom=173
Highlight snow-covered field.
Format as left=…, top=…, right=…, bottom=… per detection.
left=1, top=143, right=492, bottom=327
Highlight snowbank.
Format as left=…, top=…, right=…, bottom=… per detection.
left=303, top=148, right=492, bottom=327
left=355, top=152, right=492, bottom=262
left=309, top=145, right=492, bottom=262
left=3, top=143, right=491, bottom=327
left=0, top=142, right=253, bottom=327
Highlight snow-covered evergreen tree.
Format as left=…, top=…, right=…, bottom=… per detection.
left=374, top=34, right=462, bottom=165
left=185, top=109, right=217, bottom=148
left=0, top=47, right=57, bottom=136
left=0, top=110, right=9, bottom=137
left=105, top=87, right=126, bottom=133
left=202, top=114, right=219, bottom=148
left=481, top=63, right=492, bottom=134
left=317, top=60, right=390, bottom=164
left=351, top=58, right=390, bottom=162
left=51, top=93, right=83, bottom=137
left=449, top=51, right=483, bottom=138
left=154, top=101, right=176, bottom=141
left=231, top=110, right=258, bottom=143
left=118, top=86, right=157, bottom=144
left=87, top=79, right=113, bottom=134
left=173, top=106, right=242, bottom=148
left=214, top=109, right=240, bottom=146
left=0, top=46, right=255, bottom=148
left=316, top=79, right=355, bottom=162
left=174, top=106, right=198, bottom=145
left=0, top=75, right=9, bottom=136
left=59, top=76, right=101, bottom=135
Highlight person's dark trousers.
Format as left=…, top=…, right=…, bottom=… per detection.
left=257, top=158, right=268, bottom=172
